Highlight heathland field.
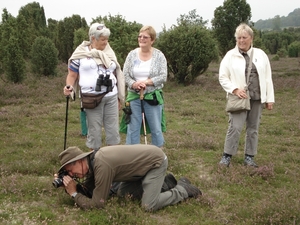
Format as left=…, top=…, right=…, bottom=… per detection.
left=0, top=57, right=299, bottom=224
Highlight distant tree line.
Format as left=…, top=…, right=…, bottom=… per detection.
left=254, top=8, right=300, bottom=31
left=0, top=0, right=299, bottom=85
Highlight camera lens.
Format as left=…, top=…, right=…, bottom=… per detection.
left=52, top=178, right=63, bottom=188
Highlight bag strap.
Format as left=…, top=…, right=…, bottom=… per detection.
left=245, top=49, right=254, bottom=86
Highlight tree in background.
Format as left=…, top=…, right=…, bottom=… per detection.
left=156, top=10, right=218, bottom=85
left=3, top=35, right=26, bottom=83
left=92, top=14, right=142, bottom=66
left=30, top=37, right=58, bottom=76
left=47, top=18, right=59, bottom=50
left=254, top=8, right=300, bottom=30
left=0, top=9, right=14, bottom=76
left=261, top=31, right=296, bottom=54
left=211, top=0, right=251, bottom=56
left=16, top=14, right=33, bottom=58
left=0, top=11, right=26, bottom=83
left=73, top=27, right=89, bottom=49
left=288, top=41, right=300, bottom=57
left=272, top=15, right=281, bottom=31
left=18, top=2, right=48, bottom=44
left=57, top=15, right=88, bottom=63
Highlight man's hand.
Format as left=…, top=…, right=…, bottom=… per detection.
left=63, top=175, right=77, bottom=196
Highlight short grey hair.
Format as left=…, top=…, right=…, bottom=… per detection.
left=234, top=23, right=253, bottom=39
left=89, top=23, right=110, bottom=41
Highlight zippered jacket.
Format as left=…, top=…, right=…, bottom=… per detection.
left=219, top=45, right=275, bottom=103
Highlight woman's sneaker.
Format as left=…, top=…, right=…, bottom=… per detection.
left=244, top=155, right=258, bottom=167
left=219, top=154, right=231, bottom=167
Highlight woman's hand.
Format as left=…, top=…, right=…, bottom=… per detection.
left=266, top=102, right=274, bottom=110
left=63, top=85, right=73, bottom=96
left=233, top=88, right=248, bottom=99
left=118, top=99, right=122, bottom=111
left=132, top=81, right=146, bottom=90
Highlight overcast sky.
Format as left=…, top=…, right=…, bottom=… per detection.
left=1, top=0, right=299, bottom=32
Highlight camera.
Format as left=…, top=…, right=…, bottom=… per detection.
left=52, top=170, right=68, bottom=188
left=95, top=70, right=113, bottom=92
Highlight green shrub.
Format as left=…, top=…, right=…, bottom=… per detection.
left=276, top=48, right=287, bottom=58
left=156, top=25, right=218, bottom=85
left=30, top=37, right=58, bottom=76
left=3, top=36, right=26, bottom=83
left=288, top=41, right=300, bottom=57
left=272, top=54, right=280, bottom=61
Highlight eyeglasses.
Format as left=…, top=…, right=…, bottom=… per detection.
left=97, top=25, right=105, bottom=30
left=138, top=35, right=151, bottom=40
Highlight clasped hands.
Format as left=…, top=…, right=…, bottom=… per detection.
left=132, top=80, right=146, bottom=91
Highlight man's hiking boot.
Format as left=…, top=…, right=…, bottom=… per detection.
left=161, top=173, right=177, bottom=192
left=178, top=177, right=202, bottom=198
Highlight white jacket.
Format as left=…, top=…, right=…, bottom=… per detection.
left=219, top=45, right=275, bottom=103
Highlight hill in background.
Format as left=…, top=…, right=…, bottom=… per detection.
left=254, top=8, right=300, bottom=30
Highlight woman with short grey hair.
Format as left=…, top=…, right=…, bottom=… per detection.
left=63, top=22, right=125, bottom=150
left=219, top=23, right=275, bottom=167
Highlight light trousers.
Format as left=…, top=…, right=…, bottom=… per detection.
left=117, top=158, right=188, bottom=212
left=224, top=100, right=264, bottom=156
left=85, top=94, right=120, bottom=150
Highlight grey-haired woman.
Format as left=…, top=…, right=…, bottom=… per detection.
left=63, top=23, right=125, bottom=150
left=219, top=23, right=275, bottom=167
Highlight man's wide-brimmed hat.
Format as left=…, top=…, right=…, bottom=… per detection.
left=58, top=146, right=93, bottom=172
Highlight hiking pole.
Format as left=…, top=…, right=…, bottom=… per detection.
left=64, top=95, right=69, bottom=150
left=64, top=85, right=72, bottom=150
left=140, top=88, right=147, bottom=144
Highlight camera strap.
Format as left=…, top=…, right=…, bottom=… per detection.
left=88, top=149, right=99, bottom=172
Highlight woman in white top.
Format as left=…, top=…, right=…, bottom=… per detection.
left=63, top=23, right=125, bottom=150
left=219, top=23, right=275, bottom=167
left=121, top=25, right=167, bottom=147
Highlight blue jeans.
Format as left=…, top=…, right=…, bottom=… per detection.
left=126, top=98, right=164, bottom=147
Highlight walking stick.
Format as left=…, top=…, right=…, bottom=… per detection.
left=140, top=89, right=147, bottom=145
left=64, top=95, right=69, bottom=150
left=64, top=85, right=73, bottom=150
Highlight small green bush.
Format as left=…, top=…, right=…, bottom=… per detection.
left=272, top=54, right=280, bottom=61
left=276, top=48, right=287, bottom=58
left=3, top=36, right=26, bottom=83
left=30, top=37, right=58, bottom=76
left=288, top=41, right=300, bottom=57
